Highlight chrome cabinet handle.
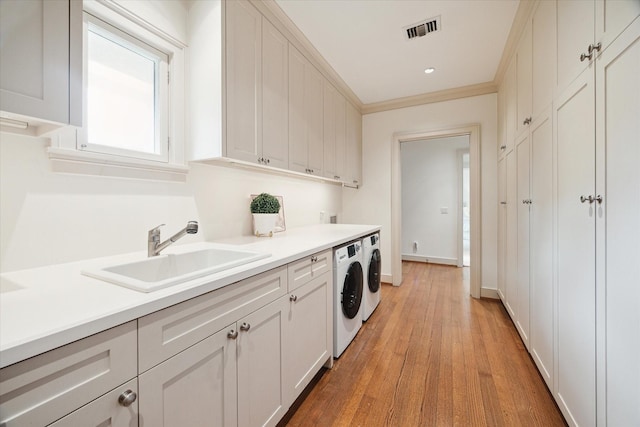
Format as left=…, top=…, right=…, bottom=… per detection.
left=500, top=145, right=506, bottom=151
left=522, top=199, right=532, bottom=204
left=290, top=295, right=298, bottom=302
left=580, top=195, right=598, bottom=204
left=310, top=256, right=318, bottom=262
left=580, top=42, right=602, bottom=62
left=240, top=322, right=251, bottom=331
left=118, top=390, right=137, bottom=407
left=500, top=201, right=507, bottom=205
left=228, top=329, right=238, bottom=339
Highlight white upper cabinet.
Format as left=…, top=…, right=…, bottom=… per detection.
left=225, top=0, right=262, bottom=164
left=323, top=81, right=347, bottom=181
left=345, top=101, right=362, bottom=187
left=516, top=21, right=532, bottom=136
left=531, top=0, right=556, bottom=119
left=261, top=18, right=289, bottom=169
left=557, top=0, right=640, bottom=94
left=0, top=0, right=81, bottom=129
left=288, top=44, right=324, bottom=176
left=556, top=0, right=595, bottom=92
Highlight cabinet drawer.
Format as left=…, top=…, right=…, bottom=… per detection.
left=49, top=378, right=138, bottom=427
left=287, top=249, right=332, bottom=292
left=0, top=321, right=137, bottom=427
left=138, top=266, right=287, bottom=372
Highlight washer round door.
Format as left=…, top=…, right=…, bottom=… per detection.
left=342, top=261, right=363, bottom=319
left=368, top=249, right=381, bottom=293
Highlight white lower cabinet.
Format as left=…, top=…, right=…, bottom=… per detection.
left=134, top=252, right=332, bottom=427
left=49, top=379, right=139, bottom=427
left=0, top=322, right=137, bottom=427
left=237, top=297, right=289, bottom=427
left=285, top=272, right=333, bottom=400
left=139, top=325, right=238, bottom=427
left=1, top=249, right=338, bottom=427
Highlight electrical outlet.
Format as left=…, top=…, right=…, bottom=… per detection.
left=440, top=207, right=449, bottom=214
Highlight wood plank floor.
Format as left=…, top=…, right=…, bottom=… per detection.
left=280, top=262, right=566, bottom=427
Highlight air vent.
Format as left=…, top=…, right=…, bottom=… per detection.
left=405, top=16, right=441, bottom=40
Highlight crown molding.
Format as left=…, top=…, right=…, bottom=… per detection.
left=361, top=81, right=497, bottom=115
left=253, top=0, right=364, bottom=111
left=493, top=0, right=537, bottom=87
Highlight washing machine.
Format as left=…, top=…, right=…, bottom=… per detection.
left=362, top=233, right=381, bottom=321
left=333, top=240, right=363, bottom=358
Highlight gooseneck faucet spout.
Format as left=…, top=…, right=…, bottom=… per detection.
left=148, top=221, right=199, bottom=257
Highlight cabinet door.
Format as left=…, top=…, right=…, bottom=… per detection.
left=0, top=0, right=75, bottom=125
left=556, top=0, right=594, bottom=93
left=306, top=65, right=324, bottom=176
left=345, top=101, right=362, bottom=186
left=515, top=132, right=530, bottom=349
left=0, top=322, right=137, bottom=427
left=555, top=67, right=596, bottom=427
left=504, top=149, right=518, bottom=318
left=497, top=156, right=507, bottom=301
left=288, top=45, right=308, bottom=174
left=226, top=0, right=262, bottom=163
left=237, top=298, right=288, bottom=427
left=285, top=272, right=332, bottom=403
left=323, top=81, right=337, bottom=179
left=335, top=91, right=347, bottom=181
left=516, top=22, right=532, bottom=135
left=529, top=110, right=554, bottom=390
left=262, top=18, right=288, bottom=169
left=139, top=326, right=238, bottom=427
left=531, top=0, right=556, bottom=119
left=504, top=57, right=517, bottom=150
left=49, top=379, right=138, bottom=427
left=596, top=0, right=640, bottom=52
left=595, top=21, right=640, bottom=427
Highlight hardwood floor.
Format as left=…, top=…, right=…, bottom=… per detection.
left=280, top=262, right=566, bottom=427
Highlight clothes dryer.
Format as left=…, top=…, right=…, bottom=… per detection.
left=333, top=240, right=363, bottom=358
left=362, top=233, right=381, bottom=321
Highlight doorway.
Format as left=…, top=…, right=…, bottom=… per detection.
left=400, top=136, right=470, bottom=268
left=391, top=124, right=481, bottom=298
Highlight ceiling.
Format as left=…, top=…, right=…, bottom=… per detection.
left=275, top=0, right=519, bottom=105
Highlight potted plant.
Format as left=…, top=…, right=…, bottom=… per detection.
left=250, top=193, right=281, bottom=237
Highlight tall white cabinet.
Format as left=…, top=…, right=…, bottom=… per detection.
left=498, top=2, right=639, bottom=426
left=595, top=20, right=640, bottom=427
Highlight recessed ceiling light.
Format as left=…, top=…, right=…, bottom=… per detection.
left=424, top=67, right=435, bottom=74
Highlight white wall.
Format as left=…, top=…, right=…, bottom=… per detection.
left=401, top=135, right=468, bottom=263
left=0, top=133, right=342, bottom=272
left=342, top=93, right=498, bottom=290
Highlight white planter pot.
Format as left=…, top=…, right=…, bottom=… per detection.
left=252, top=213, right=279, bottom=237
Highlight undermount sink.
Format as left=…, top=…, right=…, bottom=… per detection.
left=82, top=248, right=270, bottom=292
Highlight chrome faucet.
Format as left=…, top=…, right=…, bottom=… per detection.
left=148, top=221, right=199, bottom=257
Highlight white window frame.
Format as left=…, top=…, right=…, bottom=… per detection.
left=49, top=0, right=187, bottom=177
left=81, top=11, right=169, bottom=162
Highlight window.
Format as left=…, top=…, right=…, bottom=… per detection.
left=81, top=12, right=169, bottom=162
left=49, top=0, right=187, bottom=177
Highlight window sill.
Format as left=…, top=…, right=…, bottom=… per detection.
left=47, top=147, right=189, bottom=182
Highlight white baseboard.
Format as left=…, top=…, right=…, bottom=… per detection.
left=480, top=287, right=499, bottom=299
left=381, top=274, right=393, bottom=284
left=401, top=254, right=458, bottom=266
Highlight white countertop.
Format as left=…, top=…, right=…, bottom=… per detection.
left=0, top=224, right=379, bottom=368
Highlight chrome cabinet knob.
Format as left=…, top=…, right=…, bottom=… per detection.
left=228, top=329, right=238, bottom=339
left=240, top=322, right=251, bottom=331
left=118, top=390, right=137, bottom=407
left=595, top=195, right=603, bottom=204
left=290, top=295, right=298, bottom=302
left=580, top=195, right=596, bottom=204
